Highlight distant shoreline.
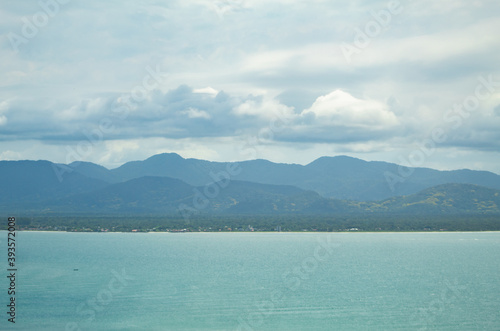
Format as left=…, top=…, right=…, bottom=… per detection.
left=2, top=230, right=500, bottom=234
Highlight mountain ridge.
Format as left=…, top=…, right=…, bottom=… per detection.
left=1, top=154, right=500, bottom=216
left=104, top=153, right=500, bottom=201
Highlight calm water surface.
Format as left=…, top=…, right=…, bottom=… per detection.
left=1, top=231, right=499, bottom=330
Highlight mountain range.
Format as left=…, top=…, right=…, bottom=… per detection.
left=1, top=153, right=500, bottom=216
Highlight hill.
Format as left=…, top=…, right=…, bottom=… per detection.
left=376, top=183, right=500, bottom=214
left=45, top=176, right=323, bottom=215
left=30, top=179, right=500, bottom=216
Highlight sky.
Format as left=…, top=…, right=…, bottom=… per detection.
left=1, top=0, right=500, bottom=173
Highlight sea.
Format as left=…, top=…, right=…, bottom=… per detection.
left=0, top=231, right=499, bottom=330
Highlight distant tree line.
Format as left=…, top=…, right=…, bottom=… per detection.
left=2, top=213, right=500, bottom=232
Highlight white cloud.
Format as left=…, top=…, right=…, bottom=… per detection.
left=193, top=87, right=219, bottom=95
left=181, top=107, right=211, bottom=119
left=0, top=100, right=9, bottom=114
left=302, top=90, right=399, bottom=129
left=0, top=150, right=21, bottom=160
left=233, top=97, right=295, bottom=120
left=342, top=17, right=500, bottom=68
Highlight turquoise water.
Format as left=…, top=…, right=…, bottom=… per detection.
left=1, top=231, right=499, bottom=330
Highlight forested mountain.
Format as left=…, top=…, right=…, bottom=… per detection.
left=1, top=154, right=500, bottom=216
left=97, top=153, right=500, bottom=201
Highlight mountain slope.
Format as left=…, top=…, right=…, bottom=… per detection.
left=48, top=176, right=323, bottom=215
left=0, top=160, right=108, bottom=208
left=67, top=161, right=121, bottom=183
left=39, top=178, right=500, bottom=216
left=377, top=183, right=500, bottom=214
left=54, top=176, right=194, bottom=214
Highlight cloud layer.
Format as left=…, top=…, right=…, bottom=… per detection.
left=1, top=0, right=500, bottom=172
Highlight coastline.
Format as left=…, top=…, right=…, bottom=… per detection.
left=2, top=230, right=500, bottom=234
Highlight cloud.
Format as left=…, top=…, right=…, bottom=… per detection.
left=0, top=100, right=8, bottom=126
left=494, top=104, right=500, bottom=117
left=193, top=87, right=219, bottom=95
left=351, top=18, right=500, bottom=68
left=181, top=108, right=211, bottom=119
left=0, top=150, right=21, bottom=160
left=1, top=0, right=500, bottom=173
left=303, top=90, right=399, bottom=128
left=270, top=90, right=401, bottom=144
left=0, top=85, right=403, bottom=148
left=0, top=85, right=286, bottom=142
left=233, top=96, right=295, bottom=121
